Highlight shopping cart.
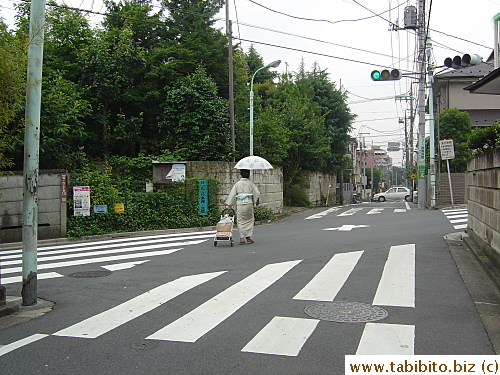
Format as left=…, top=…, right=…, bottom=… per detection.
left=214, top=209, right=235, bottom=247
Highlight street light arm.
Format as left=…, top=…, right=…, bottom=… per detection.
left=250, top=60, right=281, bottom=91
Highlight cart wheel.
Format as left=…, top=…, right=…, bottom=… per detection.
left=230, top=240, right=234, bottom=247
left=214, top=241, right=217, bottom=247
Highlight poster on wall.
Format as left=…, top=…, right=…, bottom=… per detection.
left=73, top=186, right=91, bottom=216
left=166, top=163, right=186, bottom=181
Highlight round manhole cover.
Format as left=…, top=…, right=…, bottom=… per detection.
left=67, top=270, right=112, bottom=278
left=304, top=302, right=388, bottom=323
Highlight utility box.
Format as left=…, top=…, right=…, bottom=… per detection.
left=404, top=6, right=418, bottom=29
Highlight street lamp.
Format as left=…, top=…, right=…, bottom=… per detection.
left=249, top=59, right=281, bottom=156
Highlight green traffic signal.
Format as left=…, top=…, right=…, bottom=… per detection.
left=371, top=69, right=401, bottom=81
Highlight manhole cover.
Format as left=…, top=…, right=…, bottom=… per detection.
left=304, top=301, right=388, bottom=323
left=67, top=270, right=112, bottom=278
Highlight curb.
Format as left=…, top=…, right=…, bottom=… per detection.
left=445, top=232, right=500, bottom=354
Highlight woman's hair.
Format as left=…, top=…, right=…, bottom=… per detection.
left=240, top=169, right=250, bottom=178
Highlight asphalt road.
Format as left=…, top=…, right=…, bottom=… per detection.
left=0, top=201, right=496, bottom=374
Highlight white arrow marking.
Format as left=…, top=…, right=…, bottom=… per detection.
left=101, top=260, right=150, bottom=271
left=323, top=225, right=369, bottom=232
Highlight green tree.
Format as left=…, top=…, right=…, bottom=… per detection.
left=0, top=20, right=25, bottom=172
left=468, top=123, right=500, bottom=155
left=438, top=108, right=472, bottom=172
left=158, top=67, right=231, bottom=160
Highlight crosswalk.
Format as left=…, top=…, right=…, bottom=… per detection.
left=305, top=203, right=411, bottom=220
left=0, top=231, right=215, bottom=284
left=1, top=242, right=417, bottom=358
left=442, top=207, right=468, bottom=230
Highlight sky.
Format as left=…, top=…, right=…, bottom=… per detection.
left=1, top=0, right=499, bottom=167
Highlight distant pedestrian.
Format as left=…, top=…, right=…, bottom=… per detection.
left=225, top=169, right=260, bottom=245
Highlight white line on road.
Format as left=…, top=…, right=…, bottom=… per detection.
left=356, top=323, right=414, bottom=355
left=367, top=208, right=384, bottom=215
left=0, top=334, right=49, bottom=357
left=338, top=208, right=364, bottom=216
left=146, top=260, right=302, bottom=343
left=293, top=251, right=363, bottom=301
left=372, top=244, right=415, bottom=308
left=53, top=271, right=225, bottom=339
left=241, top=316, right=319, bottom=356
left=454, top=224, right=467, bottom=229
left=2, top=248, right=183, bottom=275
left=2, top=272, right=64, bottom=285
left=450, top=218, right=467, bottom=223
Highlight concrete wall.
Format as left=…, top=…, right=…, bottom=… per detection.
left=302, top=170, right=337, bottom=206
left=467, top=148, right=500, bottom=269
left=0, top=171, right=67, bottom=243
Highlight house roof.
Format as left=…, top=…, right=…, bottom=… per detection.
left=463, top=66, right=500, bottom=95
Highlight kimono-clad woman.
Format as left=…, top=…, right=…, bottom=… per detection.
left=225, top=169, right=260, bottom=245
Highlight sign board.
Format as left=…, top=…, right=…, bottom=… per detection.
left=439, top=139, right=455, bottom=160
left=73, top=186, right=91, bottom=216
left=388, top=142, right=400, bottom=147
left=93, top=205, right=108, bottom=214
left=113, top=203, right=125, bottom=213
left=166, top=163, right=186, bottom=181
left=410, top=173, right=417, bottom=180
left=198, top=180, right=209, bottom=215
left=418, top=165, right=426, bottom=179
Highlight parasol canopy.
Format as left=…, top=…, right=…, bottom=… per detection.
left=234, top=155, right=273, bottom=170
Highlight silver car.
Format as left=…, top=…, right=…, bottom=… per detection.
left=373, top=187, right=411, bottom=202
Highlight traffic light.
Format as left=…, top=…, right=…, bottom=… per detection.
left=444, top=54, right=482, bottom=69
left=370, top=69, right=401, bottom=81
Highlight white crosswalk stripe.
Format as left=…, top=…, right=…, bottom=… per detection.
left=442, top=208, right=468, bottom=230
left=304, top=205, right=410, bottom=220
left=1, top=243, right=418, bottom=358
left=0, top=232, right=214, bottom=284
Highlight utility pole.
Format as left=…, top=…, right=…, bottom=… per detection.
left=427, top=37, right=436, bottom=208
left=22, top=0, right=46, bottom=306
left=416, top=0, right=427, bottom=210
left=226, top=1, right=235, bottom=161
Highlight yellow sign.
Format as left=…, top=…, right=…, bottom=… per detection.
left=113, top=203, right=125, bottom=213
left=410, top=173, right=417, bottom=180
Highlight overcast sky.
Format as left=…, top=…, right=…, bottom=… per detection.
left=2, top=0, right=499, bottom=166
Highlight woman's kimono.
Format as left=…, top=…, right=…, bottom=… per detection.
left=225, top=178, right=261, bottom=238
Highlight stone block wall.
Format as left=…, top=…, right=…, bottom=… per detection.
left=184, top=161, right=284, bottom=213
left=467, top=148, right=500, bottom=269
left=0, top=171, right=67, bottom=243
left=302, top=170, right=337, bottom=206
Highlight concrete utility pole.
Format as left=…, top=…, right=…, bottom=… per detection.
left=427, top=37, right=436, bottom=208
left=416, top=0, right=427, bottom=210
left=22, top=0, right=46, bottom=306
left=226, top=1, right=235, bottom=161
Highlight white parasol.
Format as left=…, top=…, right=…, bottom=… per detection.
left=234, top=155, right=273, bottom=170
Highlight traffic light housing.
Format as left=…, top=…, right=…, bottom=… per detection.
left=444, top=54, right=482, bottom=69
left=370, top=69, right=401, bottom=81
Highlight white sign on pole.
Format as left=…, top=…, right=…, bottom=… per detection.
left=439, top=139, right=455, bottom=160
left=73, top=186, right=91, bottom=216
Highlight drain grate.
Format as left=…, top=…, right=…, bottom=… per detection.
left=67, top=270, right=112, bottom=278
left=304, top=301, right=388, bottom=323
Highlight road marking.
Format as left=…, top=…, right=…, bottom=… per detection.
left=445, top=214, right=468, bottom=219
left=305, top=207, right=342, bottom=220
left=146, top=260, right=301, bottom=343
left=2, top=272, right=64, bottom=285
left=101, top=260, right=149, bottom=271
left=241, top=317, right=319, bottom=356
left=0, top=334, right=49, bottom=357
left=338, top=207, right=364, bottom=216
left=442, top=209, right=468, bottom=214
left=454, top=224, right=467, bottom=229
left=323, top=225, right=369, bottom=232
left=1, top=248, right=183, bottom=275
left=293, top=251, right=364, bottom=301
left=450, top=218, right=467, bottom=223
left=2, top=240, right=205, bottom=266
left=356, top=323, right=414, bottom=355
left=394, top=209, right=407, bottom=213
left=53, top=271, right=225, bottom=339
left=405, top=202, right=411, bottom=210
left=367, top=208, right=384, bottom=215
left=1, top=232, right=216, bottom=259
left=372, top=244, right=415, bottom=307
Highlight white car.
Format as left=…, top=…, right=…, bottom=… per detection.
left=373, top=187, right=411, bottom=202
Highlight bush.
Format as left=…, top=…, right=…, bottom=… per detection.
left=254, top=205, right=275, bottom=221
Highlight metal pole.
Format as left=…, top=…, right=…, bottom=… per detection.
left=446, top=159, right=454, bottom=209
left=417, top=0, right=427, bottom=210
left=22, top=0, right=46, bottom=306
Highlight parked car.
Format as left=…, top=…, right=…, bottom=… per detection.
left=372, top=187, right=411, bottom=202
